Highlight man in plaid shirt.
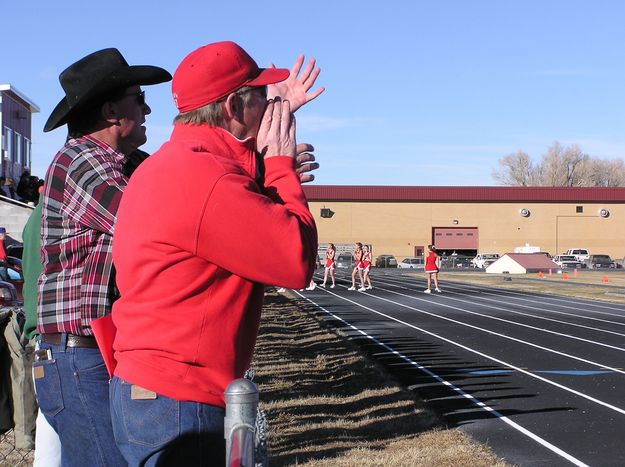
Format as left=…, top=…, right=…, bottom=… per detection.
left=33, top=48, right=171, bottom=466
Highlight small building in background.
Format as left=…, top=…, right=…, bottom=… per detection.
left=0, top=84, right=39, bottom=181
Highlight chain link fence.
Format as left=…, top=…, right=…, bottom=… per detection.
left=0, top=429, right=34, bottom=466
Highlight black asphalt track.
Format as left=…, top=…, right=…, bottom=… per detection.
left=291, top=269, right=625, bottom=466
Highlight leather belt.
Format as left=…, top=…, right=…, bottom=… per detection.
left=41, top=333, right=99, bottom=349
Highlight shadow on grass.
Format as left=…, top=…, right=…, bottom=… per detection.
left=256, top=290, right=569, bottom=465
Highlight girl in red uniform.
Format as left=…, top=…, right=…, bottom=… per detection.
left=321, top=243, right=336, bottom=288
left=348, top=242, right=364, bottom=290
left=359, top=245, right=373, bottom=291
left=424, top=244, right=442, bottom=293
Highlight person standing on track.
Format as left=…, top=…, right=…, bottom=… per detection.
left=424, top=244, right=442, bottom=294
left=348, top=242, right=364, bottom=290
left=359, top=244, right=373, bottom=291
left=321, top=243, right=336, bottom=288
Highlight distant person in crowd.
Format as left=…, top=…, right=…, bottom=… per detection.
left=109, top=41, right=321, bottom=465
left=34, top=47, right=171, bottom=466
left=0, top=177, right=17, bottom=200
left=0, top=227, right=8, bottom=281
left=16, top=171, right=31, bottom=200
left=424, top=244, right=442, bottom=293
left=359, top=244, right=373, bottom=291
left=3, top=220, right=37, bottom=451
left=348, top=242, right=364, bottom=290
left=321, top=243, right=336, bottom=288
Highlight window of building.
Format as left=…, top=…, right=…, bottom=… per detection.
left=5, top=128, right=13, bottom=162
left=576, top=206, right=583, bottom=213
left=15, top=132, right=22, bottom=165
left=24, top=138, right=31, bottom=169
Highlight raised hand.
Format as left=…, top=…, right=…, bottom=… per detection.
left=267, top=55, right=325, bottom=113
left=295, top=143, right=319, bottom=184
left=256, top=98, right=296, bottom=159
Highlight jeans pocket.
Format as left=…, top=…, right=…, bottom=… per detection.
left=120, top=384, right=180, bottom=448
left=33, top=360, right=64, bottom=417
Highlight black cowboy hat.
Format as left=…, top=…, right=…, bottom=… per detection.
left=44, top=48, right=172, bottom=132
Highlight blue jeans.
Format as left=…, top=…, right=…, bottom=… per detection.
left=109, top=376, right=225, bottom=466
left=33, top=336, right=125, bottom=467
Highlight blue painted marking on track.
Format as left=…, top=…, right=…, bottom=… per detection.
left=464, top=369, right=515, bottom=375
left=535, top=370, right=613, bottom=376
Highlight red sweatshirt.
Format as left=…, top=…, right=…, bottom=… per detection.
left=111, top=124, right=317, bottom=407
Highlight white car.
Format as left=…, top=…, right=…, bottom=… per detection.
left=398, top=257, right=424, bottom=269
left=472, top=253, right=500, bottom=269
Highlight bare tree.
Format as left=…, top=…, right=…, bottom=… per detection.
left=539, top=142, right=588, bottom=187
left=493, top=141, right=625, bottom=187
left=492, top=150, right=538, bottom=186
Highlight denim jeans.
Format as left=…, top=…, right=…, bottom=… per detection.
left=110, top=376, right=226, bottom=466
left=33, top=335, right=125, bottom=467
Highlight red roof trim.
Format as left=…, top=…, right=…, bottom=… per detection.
left=302, top=185, right=625, bottom=202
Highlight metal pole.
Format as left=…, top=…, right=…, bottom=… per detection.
left=224, top=378, right=258, bottom=467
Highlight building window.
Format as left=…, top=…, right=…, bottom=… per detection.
left=5, top=128, right=13, bottom=162
left=24, top=138, right=31, bottom=169
left=15, top=132, right=22, bottom=165
left=576, top=206, right=583, bottom=213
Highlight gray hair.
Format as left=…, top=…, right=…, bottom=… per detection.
left=173, top=86, right=259, bottom=127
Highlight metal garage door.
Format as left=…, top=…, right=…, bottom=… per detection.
left=433, top=227, right=479, bottom=249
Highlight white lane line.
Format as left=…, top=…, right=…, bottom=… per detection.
left=300, top=286, right=625, bottom=414
left=411, top=276, right=625, bottom=315
left=373, top=274, right=625, bottom=324
left=295, top=290, right=589, bottom=467
left=362, top=277, right=625, bottom=353
left=373, top=270, right=625, bottom=314
left=373, top=277, right=625, bottom=338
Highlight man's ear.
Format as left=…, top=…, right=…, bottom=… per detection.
left=224, top=93, right=242, bottom=121
left=101, top=101, right=120, bottom=125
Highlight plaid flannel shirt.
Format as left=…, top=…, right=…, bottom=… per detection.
left=37, top=135, right=128, bottom=336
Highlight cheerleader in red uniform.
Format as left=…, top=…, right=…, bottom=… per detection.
left=424, top=244, right=442, bottom=294
left=349, top=242, right=364, bottom=290
left=321, top=243, right=336, bottom=288
left=359, top=245, right=373, bottom=291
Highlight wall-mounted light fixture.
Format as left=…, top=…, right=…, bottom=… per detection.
left=599, top=208, right=610, bottom=218
left=519, top=208, right=530, bottom=217
left=320, top=208, right=334, bottom=218
left=452, top=219, right=459, bottom=225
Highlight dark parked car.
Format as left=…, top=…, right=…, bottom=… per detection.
left=336, top=252, right=355, bottom=269
left=586, top=254, right=615, bottom=269
left=0, top=280, right=21, bottom=308
left=375, top=255, right=397, bottom=268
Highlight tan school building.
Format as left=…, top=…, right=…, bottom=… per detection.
left=302, top=185, right=625, bottom=261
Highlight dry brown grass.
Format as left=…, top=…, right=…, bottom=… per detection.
left=442, top=270, right=625, bottom=304
left=253, top=291, right=509, bottom=466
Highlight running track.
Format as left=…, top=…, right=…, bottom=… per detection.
left=292, top=269, right=625, bottom=466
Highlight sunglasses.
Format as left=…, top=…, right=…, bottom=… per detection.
left=235, top=86, right=268, bottom=99
left=123, top=90, right=146, bottom=106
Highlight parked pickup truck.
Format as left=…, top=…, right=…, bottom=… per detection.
left=565, top=248, right=590, bottom=265
left=585, top=254, right=615, bottom=269
left=553, top=255, right=584, bottom=270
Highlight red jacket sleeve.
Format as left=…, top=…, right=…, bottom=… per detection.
left=195, top=156, right=317, bottom=289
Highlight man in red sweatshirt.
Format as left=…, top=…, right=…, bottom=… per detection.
left=110, top=41, right=320, bottom=465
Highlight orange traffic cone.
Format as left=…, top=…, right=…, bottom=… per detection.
left=538, top=271, right=544, bottom=279
left=602, top=275, right=609, bottom=283
left=563, top=272, right=569, bottom=280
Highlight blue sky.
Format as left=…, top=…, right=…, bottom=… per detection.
left=4, top=1, right=625, bottom=185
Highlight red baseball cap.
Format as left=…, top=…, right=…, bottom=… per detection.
left=172, top=41, right=289, bottom=113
